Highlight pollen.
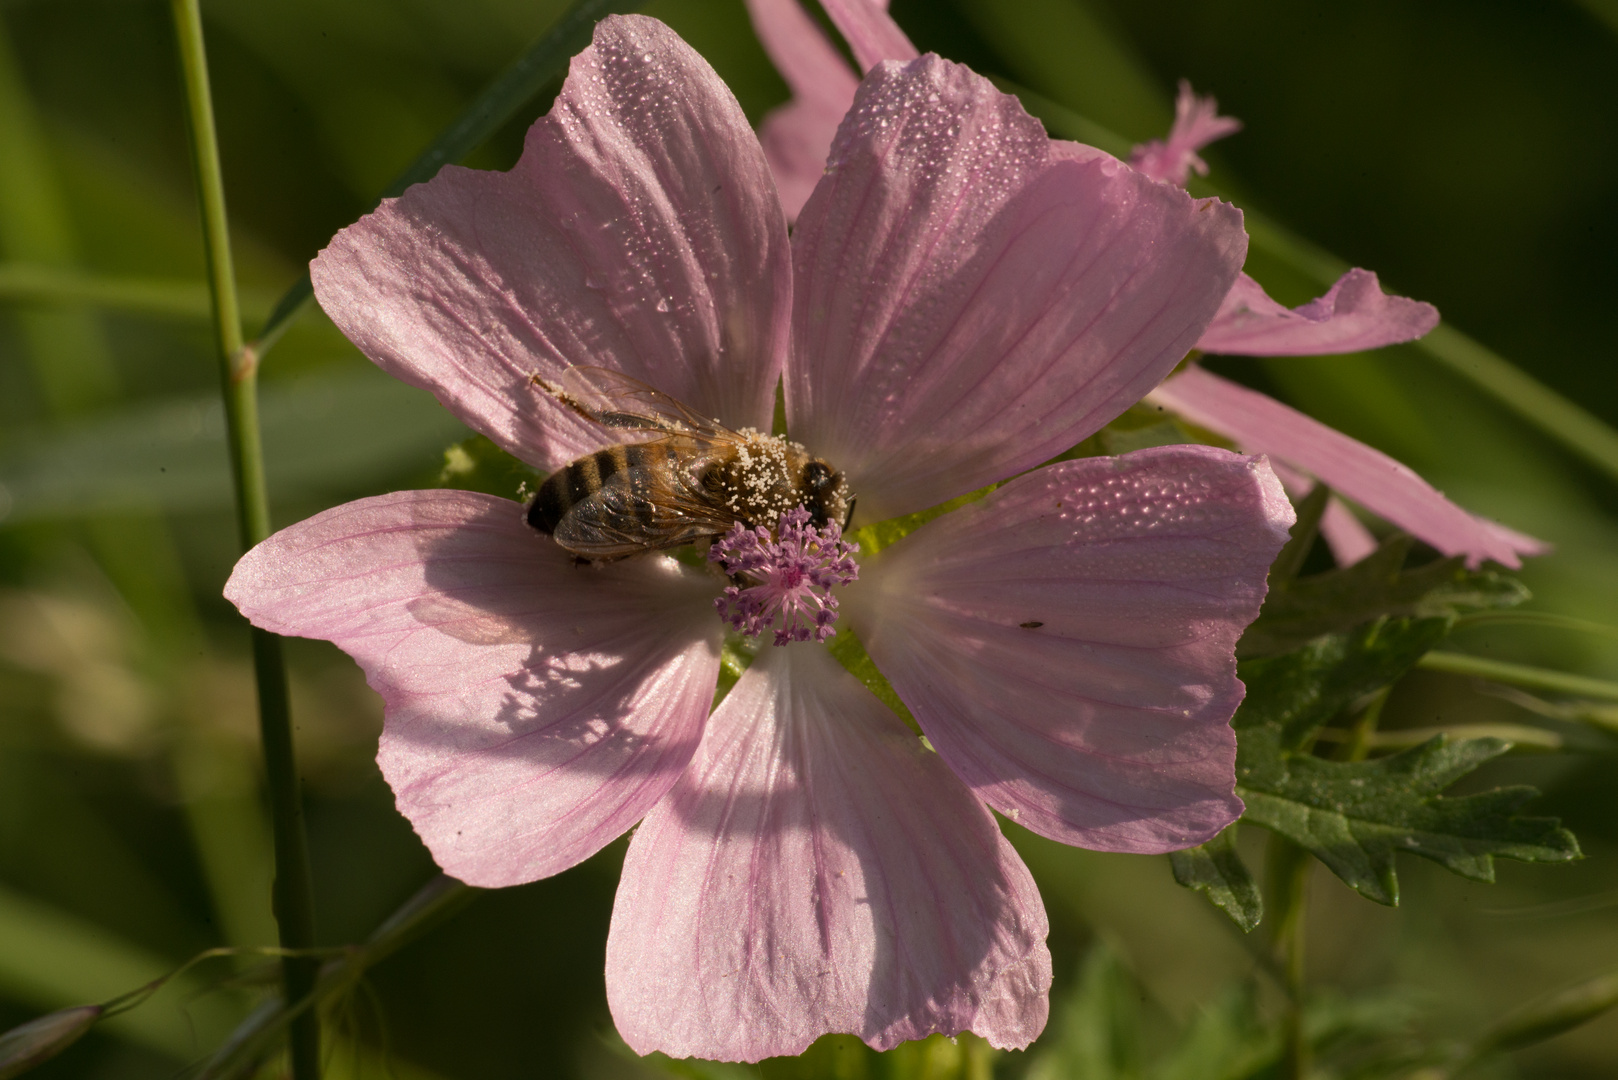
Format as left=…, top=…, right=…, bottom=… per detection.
left=712, top=430, right=814, bottom=525
left=709, top=508, right=859, bottom=646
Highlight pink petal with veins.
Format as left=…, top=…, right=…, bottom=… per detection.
left=224, top=489, right=722, bottom=887
left=1478, top=517, right=1552, bottom=558
left=789, top=55, right=1247, bottom=521
left=850, top=446, right=1292, bottom=852
left=818, top=0, right=918, bottom=72
left=745, top=0, right=860, bottom=219
left=1270, top=459, right=1380, bottom=566
left=1197, top=270, right=1439, bottom=357
left=1151, top=366, right=1538, bottom=568
left=1319, top=498, right=1381, bottom=565
left=1130, top=80, right=1242, bottom=187
left=310, top=16, right=789, bottom=472
left=606, top=645, right=1050, bottom=1061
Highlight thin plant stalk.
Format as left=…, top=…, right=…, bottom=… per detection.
left=1266, top=836, right=1312, bottom=1080
left=1334, top=687, right=1389, bottom=763
left=168, top=1, right=320, bottom=1076
left=1418, top=652, right=1618, bottom=703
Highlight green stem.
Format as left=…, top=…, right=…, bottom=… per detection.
left=1416, top=324, right=1618, bottom=487
left=167, top=2, right=319, bottom=1076
left=1454, top=610, right=1618, bottom=638
left=196, top=878, right=478, bottom=1080
left=1334, top=687, right=1388, bottom=763
left=1266, top=835, right=1311, bottom=1080
left=1418, top=652, right=1618, bottom=703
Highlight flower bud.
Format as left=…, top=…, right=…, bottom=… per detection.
left=0, top=1005, right=101, bottom=1079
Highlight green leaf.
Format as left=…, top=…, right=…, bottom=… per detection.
left=1233, top=616, right=1579, bottom=903
left=0, top=262, right=278, bottom=323
left=1234, top=617, right=1453, bottom=750
left=1168, top=825, right=1262, bottom=933
left=1469, top=969, right=1618, bottom=1058
left=1417, top=651, right=1618, bottom=704
left=1238, top=732, right=1580, bottom=905
left=1267, top=483, right=1330, bottom=588
left=0, top=883, right=234, bottom=1059
left=1240, top=536, right=1528, bottom=659
left=195, top=877, right=477, bottom=1079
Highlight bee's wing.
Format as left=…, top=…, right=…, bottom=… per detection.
left=551, top=435, right=739, bottom=559
left=537, top=366, right=731, bottom=438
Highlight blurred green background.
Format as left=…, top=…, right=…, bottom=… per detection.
left=0, top=0, right=1615, bottom=1076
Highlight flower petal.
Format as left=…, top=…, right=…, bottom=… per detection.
left=1151, top=365, right=1536, bottom=568
left=745, top=0, right=860, bottom=220
left=606, top=644, right=1051, bottom=1061
left=849, top=447, right=1294, bottom=853
left=818, top=0, right=918, bottom=73
left=1129, top=80, right=1242, bottom=188
left=310, top=15, right=791, bottom=472
left=1196, top=269, right=1439, bottom=357
left=1270, top=459, right=1379, bottom=566
left=224, top=489, right=722, bottom=887
left=789, top=56, right=1247, bottom=521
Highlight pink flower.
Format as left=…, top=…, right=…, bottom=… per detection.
left=225, top=15, right=1294, bottom=1061
left=747, top=2, right=1543, bottom=569
left=1129, top=80, right=1242, bottom=188
left=745, top=0, right=918, bottom=220
left=1124, top=89, right=1544, bottom=568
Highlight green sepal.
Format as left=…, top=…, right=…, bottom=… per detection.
left=1238, top=731, right=1580, bottom=905
left=1240, top=535, right=1529, bottom=659
left=1048, top=400, right=1234, bottom=463
left=825, top=628, right=920, bottom=734
left=849, top=484, right=995, bottom=558
left=434, top=434, right=541, bottom=501
left=1168, top=824, right=1263, bottom=932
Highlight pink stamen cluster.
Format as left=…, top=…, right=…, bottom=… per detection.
left=709, top=507, right=860, bottom=646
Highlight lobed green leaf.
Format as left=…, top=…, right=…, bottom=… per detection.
left=1234, top=616, right=1452, bottom=750
left=1240, top=536, right=1528, bottom=660
left=1238, top=730, right=1579, bottom=905
left=1167, top=825, right=1262, bottom=933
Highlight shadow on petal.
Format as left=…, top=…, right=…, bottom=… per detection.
left=607, top=645, right=1050, bottom=1061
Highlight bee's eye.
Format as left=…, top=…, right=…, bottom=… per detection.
left=803, top=461, right=834, bottom=491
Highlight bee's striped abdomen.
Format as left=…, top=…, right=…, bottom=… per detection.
left=526, top=444, right=638, bottom=534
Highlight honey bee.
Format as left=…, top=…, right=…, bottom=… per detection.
left=525, top=367, right=852, bottom=561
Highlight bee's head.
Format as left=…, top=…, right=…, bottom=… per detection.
left=799, top=459, right=852, bottom=531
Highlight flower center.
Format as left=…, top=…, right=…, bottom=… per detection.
left=709, top=507, right=860, bottom=646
